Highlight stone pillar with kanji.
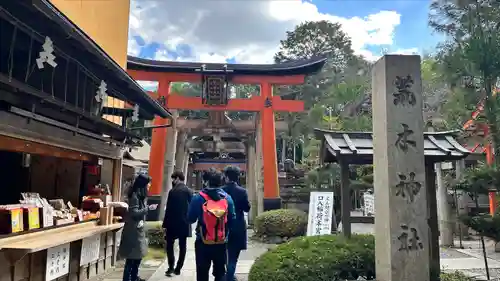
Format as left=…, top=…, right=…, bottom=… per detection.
left=372, top=55, right=430, bottom=281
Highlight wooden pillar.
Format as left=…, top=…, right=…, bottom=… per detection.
left=183, top=152, right=189, bottom=180
left=260, top=83, right=280, bottom=211
left=426, top=163, right=440, bottom=281
left=246, top=138, right=258, bottom=223
left=148, top=78, right=170, bottom=196
left=175, top=132, right=187, bottom=171
left=293, top=144, right=296, bottom=163
left=158, top=115, right=178, bottom=220
left=255, top=115, right=265, bottom=215
left=111, top=158, right=123, bottom=202
left=281, top=137, right=286, bottom=164
left=436, top=162, right=454, bottom=246
left=186, top=163, right=194, bottom=188
left=486, top=143, right=496, bottom=215
left=195, top=171, right=203, bottom=190
left=456, top=159, right=469, bottom=239
left=340, top=161, right=351, bottom=237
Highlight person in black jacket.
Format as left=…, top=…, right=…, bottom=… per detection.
left=223, top=166, right=251, bottom=281
left=162, top=171, right=193, bottom=276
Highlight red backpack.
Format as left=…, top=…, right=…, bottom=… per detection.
left=199, top=191, right=229, bottom=244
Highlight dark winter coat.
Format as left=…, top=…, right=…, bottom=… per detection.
left=118, top=192, right=148, bottom=259
left=162, top=182, right=194, bottom=239
left=223, top=182, right=251, bottom=250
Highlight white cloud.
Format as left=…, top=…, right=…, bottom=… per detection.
left=359, top=47, right=421, bottom=62
left=128, top=0, right=408, bottom=64
left=391, top=47, right=420, bottom=55
left=137, top=81, right=158, bottom=91
left=127, top=38, right=141, bottom=57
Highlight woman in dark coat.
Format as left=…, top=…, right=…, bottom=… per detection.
left=118, top=174, right=156, bottom=281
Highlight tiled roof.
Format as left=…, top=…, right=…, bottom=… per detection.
left=315, top=129, right=469, bottom=165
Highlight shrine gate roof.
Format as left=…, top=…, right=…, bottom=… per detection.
left=315, top=129, right=469, bottom=165
left=127, top=56, right=327, bottom=76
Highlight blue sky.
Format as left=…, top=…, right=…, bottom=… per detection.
left=314, top=0, right=442, bottom=55
left=312, top=0, right=443, bottom=56
left=128, top=0, right=442, bottom=64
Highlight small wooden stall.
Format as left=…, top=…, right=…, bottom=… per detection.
left=315, top=128, right=470, bottom=276
left=0, top=1, right=170, bottom=281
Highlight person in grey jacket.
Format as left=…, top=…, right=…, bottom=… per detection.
left=118, top=174, right=157, bottom=281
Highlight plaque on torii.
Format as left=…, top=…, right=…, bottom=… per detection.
left=127, top=55, right=326, bottom=211
left=204, top=76, right=226, bottom=105
left=198, top=64, right=231, bottom=106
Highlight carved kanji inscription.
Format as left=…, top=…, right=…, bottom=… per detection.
left=393, top=75, right=416, bottom=106
left=395, top=123, right=416, bottom=152
left=394, top=172, right=422, bottom=203
left=397, top=224, right=424, bottom=252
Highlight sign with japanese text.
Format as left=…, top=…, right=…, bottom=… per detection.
left=363, top=193, right=375, bottom=216
left=46, top=243, right=70, bottom=281
left=80, top=235, right=101, bottom=265
left=307, top=191, right=334, bottom=236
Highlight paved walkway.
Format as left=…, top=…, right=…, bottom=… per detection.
left=345, top=219, right=500, bottom=280
left=440, top=239, right=500, bottom=280
left=142, top=235, right=500, bottom=281
left=100, top=217, right=500, bottom=281
left=147, top=235, right=270, bottom=281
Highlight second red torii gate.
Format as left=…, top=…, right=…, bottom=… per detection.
left=127, top=56, right=326, bottom=210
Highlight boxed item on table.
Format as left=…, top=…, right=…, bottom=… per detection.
left=22, top=206, right=40, bottom=230
left=0, top=205, right=24, bottom=234
left=81, top=197, right=104, bottom=213
left=40, top=207, right=54, bottom=227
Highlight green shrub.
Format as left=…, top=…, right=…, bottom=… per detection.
left=462, top=214, right=500, bottom=241
left=249, top=231, right=471, bottom=281
left=145, top=221, right=165, bottom=249
left=248, top=234, right=375, bottom=281
left=254, top=209, right=307, bottom=238
left=440, top=271, right=474, bottom=281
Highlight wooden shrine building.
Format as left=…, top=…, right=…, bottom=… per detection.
left=0, top=1, right=169, bottom=281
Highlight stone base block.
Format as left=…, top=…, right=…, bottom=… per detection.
left=263, top=198, right=282, bottom=211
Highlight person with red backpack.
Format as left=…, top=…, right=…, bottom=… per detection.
left=187, top=169, right=236, bottom=281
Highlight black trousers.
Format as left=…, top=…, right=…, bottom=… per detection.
left=122, top=259, right=141, bottom=281
left=165, top=235, right=188, bottom=270
left=195, top=240, right=227, bottom=281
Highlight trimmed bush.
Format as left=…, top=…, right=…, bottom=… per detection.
left=248, top=234, right=375, bottom=281
left=462, top=214, right=500, bottom=242
left=253, top=209, right=307, bottom=238
left=145, top=221, right=165, bottom=249
left=441, top=271, right=474, bottom=281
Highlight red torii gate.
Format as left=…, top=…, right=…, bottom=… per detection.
left=463, top=94, right=497, bottom=214
left=127, top=56, right=326, bottom=209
